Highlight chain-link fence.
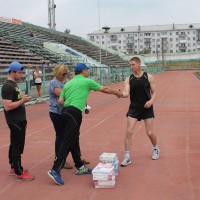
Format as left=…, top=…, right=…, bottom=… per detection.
left=0, top=66, right=164, bottom=107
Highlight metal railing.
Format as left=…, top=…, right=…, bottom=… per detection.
left=0, top=66, right=164, bottom=107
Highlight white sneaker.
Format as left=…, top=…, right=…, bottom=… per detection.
left=85, top=105, right=91, bottom=110
left=36, top=97, right=43, bottom=103
left=120, top=158, right=131, bottom=167
left=152, top=147, right=160, bottom=160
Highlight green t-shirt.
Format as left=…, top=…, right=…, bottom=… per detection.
left=60, top=74, right=101, bottom=111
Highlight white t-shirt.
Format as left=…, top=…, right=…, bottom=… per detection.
left=25, top=69, right=33, bottom=81
left=34, top=71, right=42, bottom=83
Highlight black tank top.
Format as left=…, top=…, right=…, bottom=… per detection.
left=129, top=72, right=151, bottom=108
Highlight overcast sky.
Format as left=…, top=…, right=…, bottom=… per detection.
left=1, top=0, right=200, bottom=38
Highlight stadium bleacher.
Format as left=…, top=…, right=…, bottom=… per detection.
left=0, top=20, right=129, bottom=74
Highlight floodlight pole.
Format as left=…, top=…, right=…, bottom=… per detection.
left=98, top=0, right=102, bottom=66
left=102, top=26, right=110, bottom=58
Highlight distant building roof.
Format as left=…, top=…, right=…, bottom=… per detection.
left=87, top=23, right=200, bottom=35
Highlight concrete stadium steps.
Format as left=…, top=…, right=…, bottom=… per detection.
left=0, top=36, right=49, bottom=70
left=26, top=25, right=129, bottom=67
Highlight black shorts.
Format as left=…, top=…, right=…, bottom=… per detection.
left=126, top=106, right=154, bottom=121
left=35, top=82, right=42, bottom=86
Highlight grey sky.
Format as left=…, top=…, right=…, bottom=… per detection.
left=1, top=0, right=200, bottom=38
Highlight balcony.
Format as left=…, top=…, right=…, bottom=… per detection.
left=179, top=39, right=187, bottom=43
left=110, top=35, right=117, bottom=42
left=144, top=40, right=151, bottom=45
left=179, top=46, right=187, bottom=50
left=179, top=34, right=186, bottom=40
left=127, top=44, right=134, bottom=50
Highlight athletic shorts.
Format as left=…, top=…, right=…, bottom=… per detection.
left=35, top=82, right=42, bottom=86
left=126, top=106, right=154, bottom=121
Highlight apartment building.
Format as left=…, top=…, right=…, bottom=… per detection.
left=87, top=23, right=200, bottom=55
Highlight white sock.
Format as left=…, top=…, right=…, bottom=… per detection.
left=79, top=165, right=84, bottom=169
left=125, top=151, right=130, bottom=160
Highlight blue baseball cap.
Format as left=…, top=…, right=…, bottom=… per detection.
left=5, top=61, right=24, bottom=72
left=74, top=63, right=90, bottom=72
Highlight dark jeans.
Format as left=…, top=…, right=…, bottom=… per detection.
left=52, top=106, right=83, bottom=172
left=49, top=112, right=64, bottom=156
left=25, top=80, right=34, bottom=95
left=8, top=120, right=27, bottom=175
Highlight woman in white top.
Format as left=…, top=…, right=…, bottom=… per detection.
left=33, top=66, right=42, bottom=100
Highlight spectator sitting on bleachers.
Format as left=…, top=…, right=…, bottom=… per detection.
left=29, top=30, right=35, bottom=38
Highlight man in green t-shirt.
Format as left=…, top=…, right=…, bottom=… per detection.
left=48, top=63, right=121, bottom=185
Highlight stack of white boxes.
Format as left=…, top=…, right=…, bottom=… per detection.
left=92, top=153, right=119, bottom=189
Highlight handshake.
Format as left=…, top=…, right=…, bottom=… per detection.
left=115, top=89, right=124, bottom=98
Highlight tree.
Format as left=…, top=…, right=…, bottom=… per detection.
left=64, top=28, right=71, bottom=34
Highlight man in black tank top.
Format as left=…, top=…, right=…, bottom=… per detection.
left=119, top=57, right=160, bottom=167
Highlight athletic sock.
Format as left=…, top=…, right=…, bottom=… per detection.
left=125, top=151, right=130, bottom=160
left=79, top=165, right=84, bottom=169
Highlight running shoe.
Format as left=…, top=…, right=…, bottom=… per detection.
left=15, top=172, right=35, bottom=182
left=120, top=158, right=132, bottom=167
left=152, top=147, right=160, bottom=160
left=10, top=168, right=28, bottom=176
left=47, top=169, right=64, bottom=185
left=76, top=166, right=92, bottom=175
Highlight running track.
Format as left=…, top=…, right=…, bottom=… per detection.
left=0, top=70, right=199, bottom=200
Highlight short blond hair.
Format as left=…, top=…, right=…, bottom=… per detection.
left=53, top=64, right=69, bottom=77
left=130, top=57, right=141, bottom=63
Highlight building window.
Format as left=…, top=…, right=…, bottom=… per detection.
left=144, top=33, right=151, bottom=36
left=157, top=33, right=160, bottom=36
